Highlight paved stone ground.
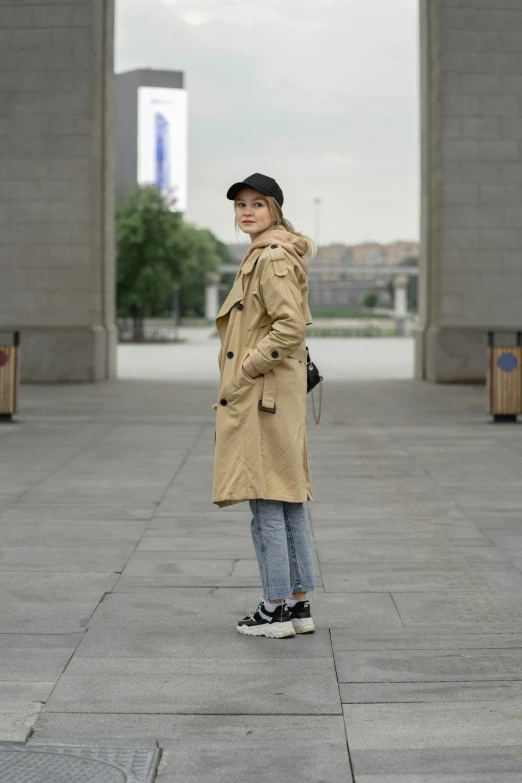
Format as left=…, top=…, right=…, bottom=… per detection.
left=1, top=340, right=522, bottom=781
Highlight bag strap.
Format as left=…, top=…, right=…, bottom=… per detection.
left=310, top=381, right=322, bottom=425
left=306, top=344, right=322, bottom=425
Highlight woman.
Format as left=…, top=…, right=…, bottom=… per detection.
left=213, top=173, right=317, bottom=639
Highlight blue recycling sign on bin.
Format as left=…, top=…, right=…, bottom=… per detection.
left=497, top=352, right=518, bottom=373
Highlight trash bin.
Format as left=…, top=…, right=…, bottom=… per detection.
left=0, top=331, right=20, bottom=421
left=487, top=332, right=522, bottom=423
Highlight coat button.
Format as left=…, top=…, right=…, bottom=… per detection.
left=237, top=303, right=244, bottom=311
left=227, top=351, right=234, bottom=359
left=270, top=244, right=278, bottom=248
left=220, top=399, right=227, bottom=406
left=271, top=350, right=279, bottom=358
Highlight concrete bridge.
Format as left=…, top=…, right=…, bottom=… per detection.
left=206, top=266, right=417, bottom=322
left=0, top=1, right=521, bottom=383
left=219, top=264, right=420, bottom=277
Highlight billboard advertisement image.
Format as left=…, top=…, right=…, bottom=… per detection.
left=137, top=86, right=188, bottom=211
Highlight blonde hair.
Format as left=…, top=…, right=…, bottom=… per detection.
left=234, top=193, right=317, bottom=260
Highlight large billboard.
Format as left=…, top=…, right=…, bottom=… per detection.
left=137, top=86, right=188, bottom=212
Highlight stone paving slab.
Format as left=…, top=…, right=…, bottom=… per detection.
left=146, top=513, right=251, bottom=527
left=135, top=539, right=258, bottom=557
left=0, top=573, right=118, bottom=633
left=466, top=512, right=522, bottom=529
left=340, top=681, right=522, bottom=703
left=321, top=562, right=522, bottom=593
left=155, top=735, right=349, bottom=782
left=0, top=683, right=53, bottom=743
left=334, top=647, right=522, bottom=682
left=353, top=775, right=522, bottom=782
left=509, top=557, right=522, bottom=573
left=343, top=701, right=522, bottom=749
left=84, top=587, right=248, bottom=619
left=391, top=591, right=522, bottom=631
left=0, top=519, right=148, bottom=543
left=116, top=552, right=323, bottom=588
left=30, top=714, right=351, bottom=783
left=309, top=503, right=470, bottom=521
left=0, top=635, right=82, bottom=680
left=455, top=494, right=522, bottom=512
left=312, top=519, right=487, bottom=541
left=0, top=543, right=136, bottom=572
left=483, top=531, right=522, bottom=551
left=331, top=631, right=522, bottom=650
left=350, top=746, right=522, bottom=778
left=76, top=624, right=333, bottom=659
left=116, top=554, right=263, bottom=588
left=44, top=657, right=342, bottom=715
left=316, top=541, right=508, bottom=564
left=4, top=504, right=156, bottom=520
left=0, top=704, right=42, bottom=744
left=0, top=682, right=56, bottom=704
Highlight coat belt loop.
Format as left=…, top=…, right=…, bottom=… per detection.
left=259, top=369, right=277, bottom=413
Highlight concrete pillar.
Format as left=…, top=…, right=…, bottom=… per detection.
left=205, top=285, right=220, bottom=322
left=416, top=0, right=522, bottom=383
left=394, top=275, right=408, bottom=337
left=0, top=1, right=116, bottom=382
left=205, top=272, right=221, bottom=321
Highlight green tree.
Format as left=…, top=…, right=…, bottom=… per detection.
left=116, top=185, right=190, bottom=338
left=363, top=291, right=379, bottom=309
left=178, top=226, right=233, bottom=318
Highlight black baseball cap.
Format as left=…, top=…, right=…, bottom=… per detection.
left=227, top=173, right=284, bottom=207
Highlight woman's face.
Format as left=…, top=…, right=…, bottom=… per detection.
left=235, top=187, right=272, bottom=238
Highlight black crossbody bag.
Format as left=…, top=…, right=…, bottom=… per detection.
left=306, top=346, right=323, bottom=424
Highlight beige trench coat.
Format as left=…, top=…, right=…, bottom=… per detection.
left=212, top=234, right=314, bottom=508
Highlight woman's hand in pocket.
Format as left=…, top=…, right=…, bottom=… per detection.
left=242, top=356, right=262, bottom=379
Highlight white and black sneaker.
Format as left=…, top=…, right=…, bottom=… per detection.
left=286, top=600, right=315, bottom=634
left=237, top=602, right=296, bottom=638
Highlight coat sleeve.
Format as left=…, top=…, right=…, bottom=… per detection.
left=249, top=249, right=306, bottom=375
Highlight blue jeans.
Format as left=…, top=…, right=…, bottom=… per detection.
left=249, top=499, right=316, bottom=601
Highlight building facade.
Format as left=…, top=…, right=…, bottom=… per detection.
left=226, top=241, right=418, bottom=309
left=116, top=69, right=187, bottom=208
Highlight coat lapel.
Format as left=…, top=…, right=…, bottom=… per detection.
left=216, top=248, right=263, bottom=321
left=216, top=276, right=243, bottom=321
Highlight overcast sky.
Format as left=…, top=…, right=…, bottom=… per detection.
left=116, top=0, right=420, bottom=246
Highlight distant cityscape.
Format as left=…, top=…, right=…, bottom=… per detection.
left=226, top=241, right=419, bottom=309
left=315, top=240, right=419, bottom=275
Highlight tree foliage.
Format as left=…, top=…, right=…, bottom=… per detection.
left=363, top=291, right=379, bottom=309
left=116, top=185, right=234, bottom=330
left=178, top=226, right=233, bottom=317
left=116, top=185, right=187, bottom=327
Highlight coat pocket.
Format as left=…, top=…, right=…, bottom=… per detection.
left=240, top=363, right=261, bottom=385
left=236, top=352, right=263, bottom=388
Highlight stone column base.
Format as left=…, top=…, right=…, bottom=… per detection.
left=13, top=326, right=117, bottom=383
left=415, top=325, right=489, bottom=383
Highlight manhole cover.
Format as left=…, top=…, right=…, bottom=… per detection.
left=0, top=745, right=160, bottom=783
